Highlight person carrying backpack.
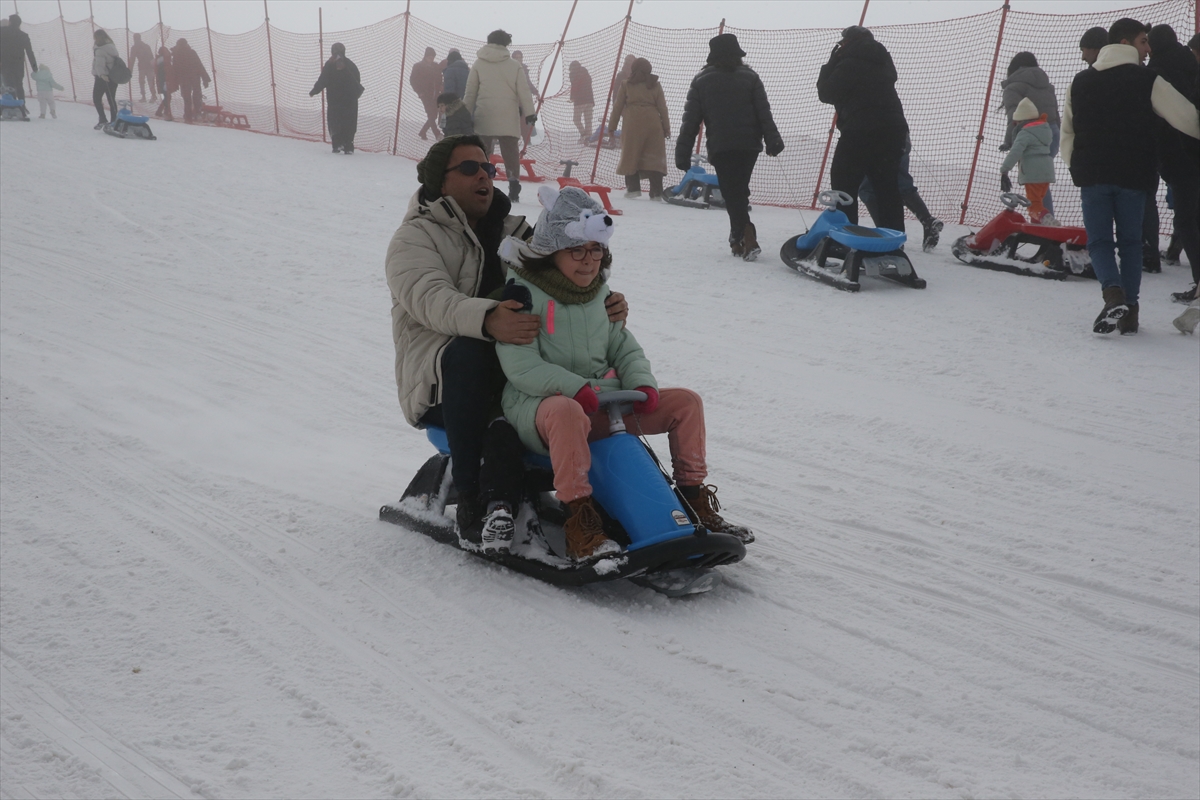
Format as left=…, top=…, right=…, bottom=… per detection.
left=91, top=29, right=120, bottom=129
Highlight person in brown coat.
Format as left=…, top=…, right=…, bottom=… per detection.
left=171, top=38, right=210, bottom=123
left=410, top=47, right=443, bottom=141
left=608, top=58, right=671, bottom=199
left=129, top=33, right=156, bottom=102
left=569, top=61, right=594, bottom=142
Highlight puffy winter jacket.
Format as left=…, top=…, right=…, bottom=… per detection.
left=442, top=56, right=469, bottom=99
left=1148, top=41, right=1200, bottom=181
left=311, top=56, right=362, bottom=106
left=0, top=23, right=36, bottom=71
left=675, top=65, right=783, bottom=166
left=464, top=44, right=535, bottom=138
left=816, top=35, right=907, bottom=135
left=1000, top=116, right=1056, bottom=184
left=1001, top=66, right=1061, bottom=149
left=384, top=190, right=531, bottom=426
left=496, top=268, right=657, bottom=455
left=32, top=66, right=63, bottom=93
left=92, top=41, right=119, bottom=79
left=171, top=42, right=210, bottom=87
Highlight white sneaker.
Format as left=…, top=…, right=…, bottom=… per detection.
left=480, top=501, right=515, bottom=553
left=623, top=190, right=642, bottom=199
left=94, top=121, right=106, bottom=130
left=1173, top=300, right=1200, bottom=334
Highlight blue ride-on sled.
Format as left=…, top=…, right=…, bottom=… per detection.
left=0, top=86, right=29, bottom=121
left=663, top=155, right=726, bottom=210
left=780, top=190, right=925, bottom=292
left=104, top=102, right=156, bottom=140
left=380, top=391, right=748, bottom=597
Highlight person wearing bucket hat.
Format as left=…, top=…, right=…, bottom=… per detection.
left=817, top=26, right=909, bottom=233
left=676, top=33, right=784, bottom=261
left=386, top=136, right=630, bottom=544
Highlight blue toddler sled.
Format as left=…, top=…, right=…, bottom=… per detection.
left=663, top=155, right=727, bottom=210
left=104, top=103, right=156, bottom=140
left=0, top=87, right=29, bottom=121
left=780, top=190, right=925, bottom=292
left=380, top=391, right=747, bottom=596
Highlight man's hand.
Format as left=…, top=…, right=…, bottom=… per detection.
left=485, top=299, right=540, bottom=344
left=604, top=291, right=628, bottom=325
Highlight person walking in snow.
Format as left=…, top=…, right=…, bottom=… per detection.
left=0, top=14, right=37, bottom=101
left=1000, top=98, right=1057, bottom=224
left=569, top=61, right=594, bottom=143
left=310, top=42, right=363, bottom=154
left=441, top=49, right=468, bottom=100
left=410, top=47, right=443, bottom=141
left=609, top=58, right=671, bottom=200
left=859, top=135, right=945, bottom=250
left=154, top=45, right=174, bottom=120
left=511, top=50, right=540, bottom=152
left=676, top=33, right=784, bottom=261
left=384, top=135, right=630, bottom=545
left=129, top=32, right=156, bottom=102
left=817, top=26, right=908, bottom=236
left=171, top=38, right=210, bottom=124
left=91, top=29, right=120, bottom=129
left=1062, top=17, right=1200, bottom=335
left=494, top=185, right=752, bottom=561
left=31, top=63, right=62, bottom=119
left=1000, top=53, right=1060, bottom=215
left=464, top=30, right=536, bottom=202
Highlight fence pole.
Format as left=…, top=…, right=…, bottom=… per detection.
left=157, top=0, right=164, bottom=48
left=203, top=0, right=219, bottom=107
left=534, top=0, right=578, bottom=118
left=810, top=0, right=870, bottom=207
left=263, top=0, right=279, bottom=133
left=319, top=7, right=326, bottom=143
left=694, top=17, right=725, bottom=156
left=590, top=0, right=636, bottom=184
left=88, top=0, right=94, bottom=32
left=392, top=0, right=412, bottom=156
left=959, top=1, right=1009, bottom=225
left=57, top=0, right=77, bottom=101
left=125, top=0, right=133, bottom=106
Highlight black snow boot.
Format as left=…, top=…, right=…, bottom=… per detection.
left=1118, top=303, right=1139, bottom=335
left=1093, top=286, right=1130, bottom=334
left=455, top=492, right=485, bottom=545
left=508, top=180, right=521, bottom=203
left=1163, top=234, right=1182, bottom=265
left=742, top=222, right=761, bottom=262
left=1142, top=244, right=1161, bottom=273
left=904, top=192, right=943, bottom=252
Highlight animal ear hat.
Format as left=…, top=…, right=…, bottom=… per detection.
left=528, top=185, right=614, bottom=255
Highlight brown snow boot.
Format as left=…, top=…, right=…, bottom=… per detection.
left=1093, top=286, right=1129, bottom=334
left=681, top=484, right=754, bottom=543
left=563, top=496, right=622, bottom=562
left=1117, top=303, right=1139, bottom=335
left=742, top=222, right=761, bottom=262
left=729, top=231, right=745, bottom=257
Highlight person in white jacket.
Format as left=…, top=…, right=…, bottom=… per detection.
left=91, top=28, right=120, bottom=129
left=463, top=30, right=535, bottom=202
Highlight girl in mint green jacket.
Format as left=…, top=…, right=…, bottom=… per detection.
left=496, top=186, right=751, bottom=562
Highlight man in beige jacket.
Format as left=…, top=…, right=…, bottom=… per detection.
left=464, top=30, right=536, bottom=202
left=385, top=135, right=627, bottom=539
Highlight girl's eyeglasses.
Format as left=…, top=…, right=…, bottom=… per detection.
left=567, top=245, right=606, bottom=261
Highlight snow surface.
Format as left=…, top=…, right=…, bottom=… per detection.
left=1, top=103, right=1198, bottom=800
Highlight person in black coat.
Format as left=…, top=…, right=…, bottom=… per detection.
left=817, top=26, right=908, bottom=233
left=675, top=34, right=784, bottom=261
left=0, top=14, right=37, bottom=100
left=310, top=42, right=363, bottom=154
left=1148, top=24, right=1200, bottom=300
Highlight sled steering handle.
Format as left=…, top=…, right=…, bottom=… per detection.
left=596, top=390, right=648, bottom=435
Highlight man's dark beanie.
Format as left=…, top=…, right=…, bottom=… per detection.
left=1079, top=27, right=1108, bottom=50
left=487, top=29, right=512, bottom=46
left=416, top=134, right=487, bottom=197
left=9, top=13, right=20, bottom=25
left=840, top=25, right=873, bottom=43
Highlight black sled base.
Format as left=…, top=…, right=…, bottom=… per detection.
left=380, top=453, right=745, bottom=592
left=781, top=235, right=926, bottom=292
left=950, top=234, right=1093, bottom=281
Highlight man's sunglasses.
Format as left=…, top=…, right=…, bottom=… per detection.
left=444, top=160, right=497, bottom=178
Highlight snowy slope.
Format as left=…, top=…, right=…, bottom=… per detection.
left=1, top=103, right=1198, bottom=800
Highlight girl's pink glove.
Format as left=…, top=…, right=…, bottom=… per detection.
left=633, top=387, right=659, bottom=414
left=573, top=385, right=600, bottom=415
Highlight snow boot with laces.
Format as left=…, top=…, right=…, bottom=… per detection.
left=480, top=500, right=515, bottom=553
left=1171, top=283, right=1197, bottom=304
left=1093, top=286, right=1129, bottom=334
left=741, top=221, right=761, bottom=262
left=563, top=496, right=622, bottom=562
left=681, top=484, right=754, bottom=543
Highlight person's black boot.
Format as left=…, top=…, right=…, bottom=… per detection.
left=1143, top=243, right=1162, bottom=273
left=455, top=492, right=485, bottom=546
left=508, top=180, right=521, bottom=202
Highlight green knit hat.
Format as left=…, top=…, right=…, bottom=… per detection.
left=416, top=134, right=487, bottom=198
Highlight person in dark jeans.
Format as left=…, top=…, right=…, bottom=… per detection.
left=384, top=135, right=629, bottom=540
left=91, top=29, right=119, bottom=129
left=676, top=33, right=784, bottom=262
left=818, top=26, right=909, bottom=234
left=1061, top=17, right=1200, bottom=334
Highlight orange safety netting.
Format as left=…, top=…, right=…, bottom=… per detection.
left=14, top=0, right=1198, bottom=229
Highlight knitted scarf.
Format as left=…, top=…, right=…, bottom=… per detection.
left=512, top=266, right=606, bottom=305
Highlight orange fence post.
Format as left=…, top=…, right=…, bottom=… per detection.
left=57, top=0, right=77, bottom=101
left=534, top=0, right=578, bottom=118
left=203, top=0, right=219, bottom=107
left=263, top=0, right=279, bottom=133
left=959, top=1, right=1010, bottom=225
left=125, top=0, right=133, bottom=106
left=694, top=17, right=725, bottom=156
left=590, top=0, right=636, bottom=184
left=319, top=7, right=326, bottom=143
left=810, top=0, right=870, bottom=207
left=392, top=0, right=412, bottom=155
left=88, top=0, right=94, bottom=32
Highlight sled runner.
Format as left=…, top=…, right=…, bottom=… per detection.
left=104, top=103, right=156, bottom=140
left=380, top=391, right=746, bottom=597
left=663, top=155, right=726, bottom=210
left=0, top=87, right=29, bottom=121
left=951, top=193, right=1092, bottom=280
left=780, top=190, right=925, bottom=292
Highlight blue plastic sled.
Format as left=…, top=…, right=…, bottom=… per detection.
left=780, top=190, right=925, bottom=291
left=664, top=155, right=727, bottom=210
left=105, top=103, right=156, bottom=140
left=0, top=89, right=29, bottom=121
